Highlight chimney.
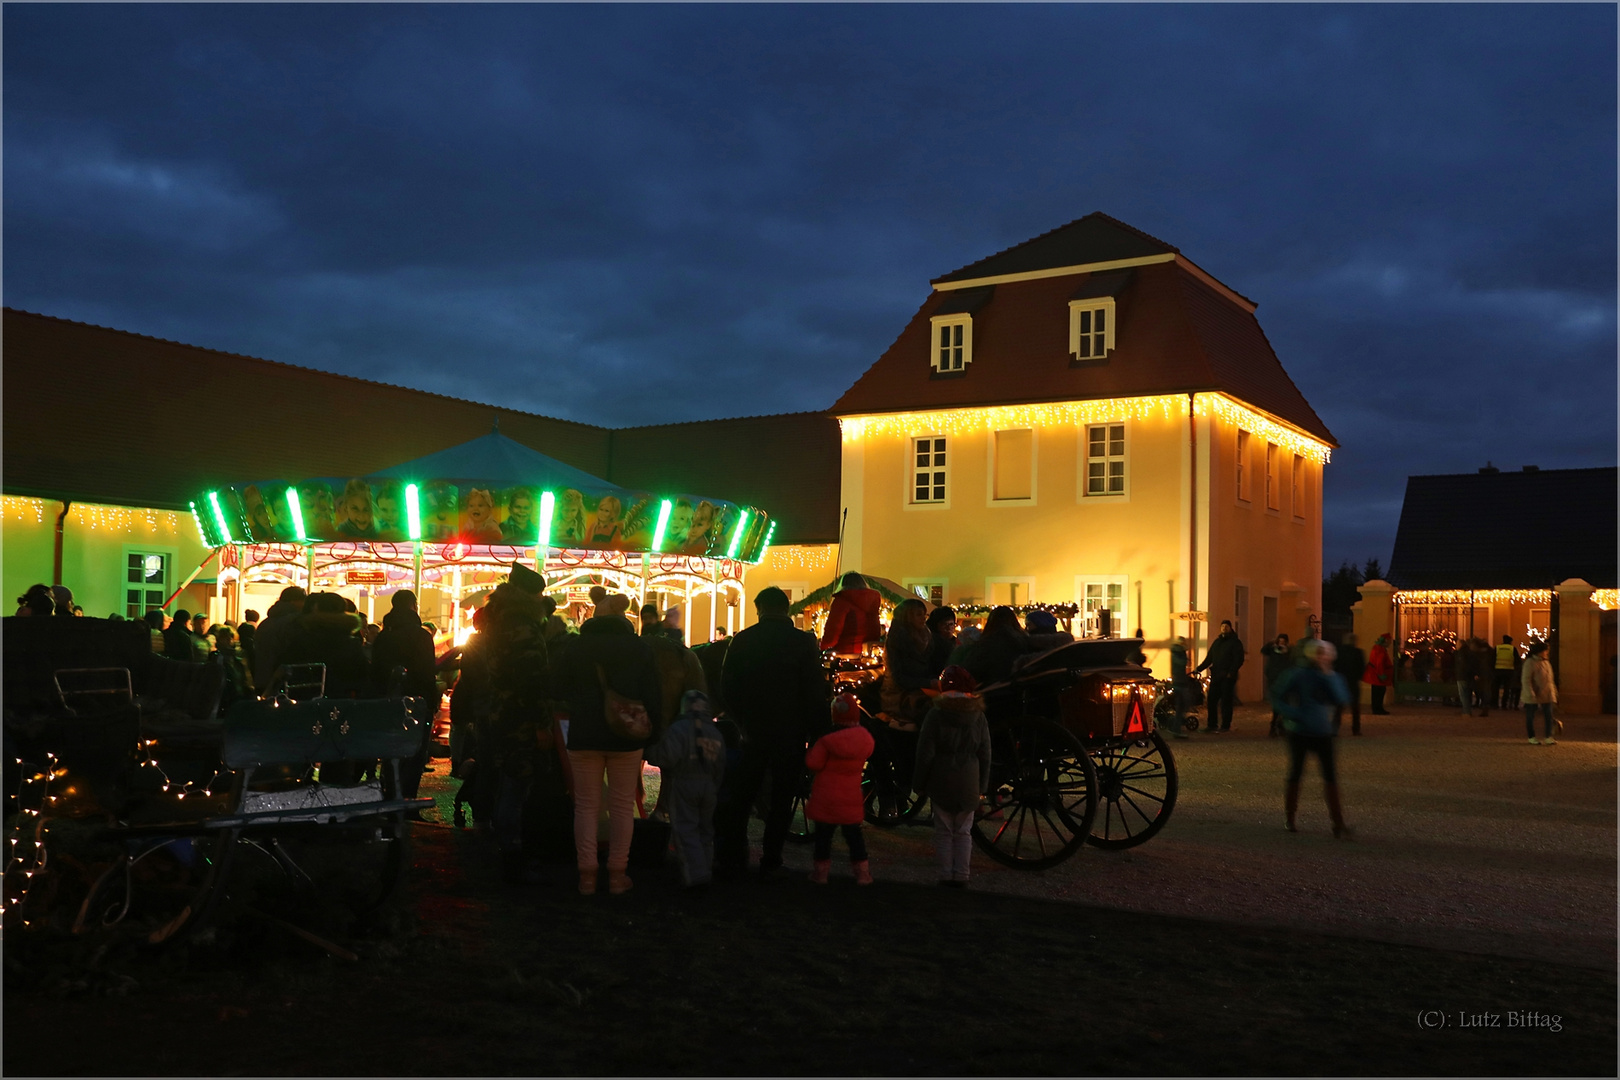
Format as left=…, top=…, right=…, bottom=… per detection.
left=1478, top=462, right=1499, bottom=474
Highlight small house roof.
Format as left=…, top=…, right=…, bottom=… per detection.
left=1386, top=467, right=1618, bottom=590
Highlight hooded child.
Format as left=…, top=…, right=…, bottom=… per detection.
left=911, top=665, right=992, bottom=886
left=645, top=689, right=727, bottom=888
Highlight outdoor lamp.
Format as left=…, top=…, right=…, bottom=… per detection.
left=405, top=483, right=422, bottom=541
left=651, top=499, right=674, bottom=552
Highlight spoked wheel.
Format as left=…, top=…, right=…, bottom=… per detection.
left=1087, top=731, right=1179, bottom=849
left=861, top=766, right=928, bottom=827
left=973, top=720, right=1098, bottom=870
left=861, top=720, right=928, bottom=827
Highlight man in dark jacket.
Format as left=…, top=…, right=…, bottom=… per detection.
left=278, top=593, right=370, bottom=698
left=371, top=590, right=438, bottom=698
left=819, top=572, right=883, bottom=655
left=1261, top=633, right=1292, bottom=737
left=252, top=585, right=308, bottom=689
left=163, top=609, right=204, bottom=662
left=1332, top=633, right=1366, bottom=735
left=717, top=586, right=830, bottom=878
left=1195, top=620, right=1246, bottom=733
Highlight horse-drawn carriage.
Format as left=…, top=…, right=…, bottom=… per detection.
left=831, top=637, right=1179, bottom=870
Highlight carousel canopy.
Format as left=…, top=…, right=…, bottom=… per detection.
left=190, top=427, right=773, bottom=561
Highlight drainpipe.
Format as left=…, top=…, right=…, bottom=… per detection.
left=52, top=500, right=73, bottom=586
left=1187, top=394, right=1198, bottom=648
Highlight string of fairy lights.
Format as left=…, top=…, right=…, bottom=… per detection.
left=2, top=754, right=60, bottom=930
left=838, top=392, right=1334, bottom=465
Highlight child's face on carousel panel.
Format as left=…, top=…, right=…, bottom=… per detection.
left=301, top=488, right=335, bottom=533
left=465, top=490, right=495, bottom=528
left=245, top=487, right=276, bottom=537
left=375, top=494, right=400, bottom=531
left=595, top=498, right=621, bottom=527
left=691, top=502, right=714, bottom=538
left=669, top=502, right=693, bottom=542
left=507, top=494, right=534, bottom=529
left=427, top=488, right=456, bottom=526
left=344, top=493, right=373, bottom=531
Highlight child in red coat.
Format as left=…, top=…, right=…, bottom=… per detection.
left=806, top=693, right=876, bottom=885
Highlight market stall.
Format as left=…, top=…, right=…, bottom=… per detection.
left=185, top=428, right=775, bottom=643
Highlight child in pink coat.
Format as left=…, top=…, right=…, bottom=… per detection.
left=805, top=693, right=876, bottom=885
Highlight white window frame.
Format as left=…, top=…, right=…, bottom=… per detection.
left=983, top=576, right=1036, bottom=609
left=121, top=545, right=176, bottom=620
left=1291, top=453, right=1305, bottom=521
left=929, top=314, right=973, bottom=373
left=987, top=427, right=1038, bottom=506
left=1068, top=299, right=1116, bottom=360
left=1236, top=429, right=1251, bottom=504
left=903, top=579, right=948, bottom=606
left=1265, top=441, right=1280, bottom=512
left=1081, top=419, right=1130, bottom=501
left=1074, top=574, right=1129, bottom=638
left=906, top=434, right=950, bottom=510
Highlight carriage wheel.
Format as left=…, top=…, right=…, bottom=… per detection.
left=861, top=770, right=927, bottom=827
left=1086, top=731, right=1179, bottom=850
left=972, top=720, right=1097, bottom=870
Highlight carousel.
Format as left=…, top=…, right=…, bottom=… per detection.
left=184, top=427, right=775, bottom=644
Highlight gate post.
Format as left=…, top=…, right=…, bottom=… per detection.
left=1554, top=579, right=1599, bottom=714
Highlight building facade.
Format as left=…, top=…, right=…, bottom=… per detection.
left=831, top=213, right=1336, bottom=698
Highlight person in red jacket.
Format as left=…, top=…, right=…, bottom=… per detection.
left=819, top=572, right=883, bottom=655
left=805, top=693, right=876, bottom=885
left=1364, top=634, right=1395, bottom=715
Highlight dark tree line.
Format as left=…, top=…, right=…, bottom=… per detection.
left=1322, top=558, right=1384, bottom=618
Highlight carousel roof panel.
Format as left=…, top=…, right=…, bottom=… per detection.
left=369, top=430, right=616, bottom=490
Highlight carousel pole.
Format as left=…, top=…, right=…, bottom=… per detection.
left=640, top=552, right=650, bottom=614
left=413, top=543, right=424, bottom=597
left=305, top=545, right=316, bottom=593
left=231, top=544, right=245, bottom=622
left=683, top=577, right=693, bottom=647
left=451, top=566, right=462, bottom=641
left=709, top=560, right=719, bottom=644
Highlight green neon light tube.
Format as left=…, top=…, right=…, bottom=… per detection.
left=405, top=483, right=422, bottom=541
left=752, top=521, right=777, bottom=564
left=188, top=501, right=210, bottom=546
left=206, top=491, right=233, bottom=544
left=726, top=509, right=751, bottom=559
left=651, top=499, right=674, bottom=552
left=538, top=490, right=555, bottom=548
left=285, top=487, right=308, bottom=541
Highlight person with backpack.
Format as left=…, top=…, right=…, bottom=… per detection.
left=805, top=693, right=876, bottom=885
left=911, top=666, right=991, bottom=887
left=645, top=689, right=726, bottom=888
left=553, top=593, right=662, bottom=896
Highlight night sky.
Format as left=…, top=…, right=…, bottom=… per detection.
left=6, top=4, right=1615, bottom=570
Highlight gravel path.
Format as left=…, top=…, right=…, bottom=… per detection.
left=770, top=703, right=1617, bottom=970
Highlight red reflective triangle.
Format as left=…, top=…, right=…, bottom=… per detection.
left=1126, top=694, right=1145, bottom=734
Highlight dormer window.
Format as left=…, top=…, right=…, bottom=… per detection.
left=1067, top=269, right=1131, bottom=365
left=1069, top=300, right=1114, bottom=360
left=930, top=315, right=972, bottom=373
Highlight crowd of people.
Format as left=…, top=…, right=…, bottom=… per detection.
left=14, top=569, right=1569, bottom=881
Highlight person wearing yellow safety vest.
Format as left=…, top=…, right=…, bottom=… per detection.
left=1493, top=636, right=1516, bottom=710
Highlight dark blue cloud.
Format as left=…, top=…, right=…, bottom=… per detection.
left=5, top=3, right=1615, bottom=569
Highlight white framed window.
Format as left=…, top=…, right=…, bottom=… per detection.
left=1083, top=422, right=1127, bottom=497
left=990, top=428, right=1035, bottom=503
left=911, top=436, right=948, bottom=504
left=904, top=579, right=947, bottom=606
left=1265, top=442, right=1280, bottom=510
left=985, top=577, right=1036, bottom=607
left=1236, top=429, right=1251, bottom=502
left=929, top=315, right=972, bottom=373
left=1075, top=575, right=1128, bottom=638
left=1068, top=300, right=1115, bottom=360
left=1291, top=454, right=1305, bottom=520
left=123, top=548, right=173, bottom=619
